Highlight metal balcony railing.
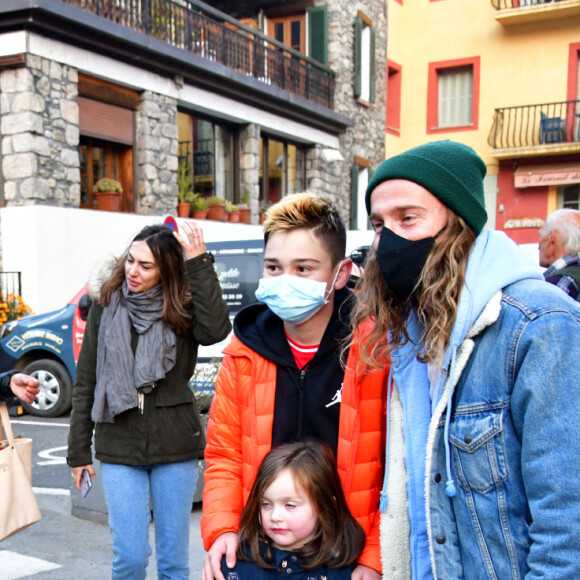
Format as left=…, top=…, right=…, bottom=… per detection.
left=0, top=272, right=22, bottom=298
left=60, top=0, right=335, bottom=108
left=491, top=0, right=566, bottom=9
left=488, top=100, right=580, bottom=149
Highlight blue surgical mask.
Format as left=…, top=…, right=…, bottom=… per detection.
left=255, top=264, right=342, bottom=324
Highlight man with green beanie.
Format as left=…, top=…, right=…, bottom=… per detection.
left=349, top=140, right=580, bottom=578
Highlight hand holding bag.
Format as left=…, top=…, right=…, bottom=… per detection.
left=0, top=402, right=42, bottom=541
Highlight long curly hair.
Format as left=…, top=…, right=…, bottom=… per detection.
left=350, top=211, right=477, bottom=369
left=100, top=225, right=192, bottom=334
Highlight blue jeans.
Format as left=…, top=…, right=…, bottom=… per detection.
left=101, top=460, right=198, bottom=580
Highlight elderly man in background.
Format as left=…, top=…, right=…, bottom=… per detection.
left=538, top=208, right=580, bottom=301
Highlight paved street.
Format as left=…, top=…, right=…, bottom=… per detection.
left=0, top=491, right=206, bottom=579
left=0, top=414, right=207, bottom=579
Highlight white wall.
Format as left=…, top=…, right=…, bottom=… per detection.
left=1, top=206, right=263, bottom=314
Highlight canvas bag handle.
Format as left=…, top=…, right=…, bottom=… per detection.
left=0, top=401, right=16, bottom=445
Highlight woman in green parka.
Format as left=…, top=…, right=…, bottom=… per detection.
left=67, top=221, right=231, bottom=580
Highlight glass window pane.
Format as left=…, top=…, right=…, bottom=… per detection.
left=259, top=137, right=265, bottom=202
left=275, top=22, right=284, bottom=43
left=287, top=144, right=305, bottom=195
left=562, top=185, right=580, bottom=209
left=438, top=68, right=473, bottom=127
left=291, top=21, right=301, bottom=52
left=178, top=111, right=193, bottom=167
left=268, top=139, right=284, bottom=204
left=92, top=142, right=106, bottom=197
left=193, top=119, right=214, bottom=197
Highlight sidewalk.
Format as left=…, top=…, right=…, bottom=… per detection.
left=0, top=490, right=206, bottom=579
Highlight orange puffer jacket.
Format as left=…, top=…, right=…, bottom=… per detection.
left=201, top=323, right=389, bottom=573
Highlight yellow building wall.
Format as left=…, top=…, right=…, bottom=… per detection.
left=385, top=0, right=580, bottom=178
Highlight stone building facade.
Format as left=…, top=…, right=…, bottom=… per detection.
left=0, top=0, right=386, bottom=310
left=1, top=0, right=386, bottom=227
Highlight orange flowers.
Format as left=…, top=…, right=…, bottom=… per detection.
left=0, top=293, right=34, bottom=326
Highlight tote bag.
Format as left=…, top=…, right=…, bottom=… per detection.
left=0, top=402, right=42, bottom=541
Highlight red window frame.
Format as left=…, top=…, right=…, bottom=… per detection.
left=387, top=60, right=402, bottom=135
left=427, top=56, right=481, bottom=134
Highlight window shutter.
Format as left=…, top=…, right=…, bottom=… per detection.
left=369, top=26, right=376, bottom=103
left=307, top=5, right=328, bottom=66
left=354, top=16, right=362, bottom=99
left=351, top=163, right=359, bottom=228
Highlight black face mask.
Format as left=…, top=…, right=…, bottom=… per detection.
left=376, top=227, right=440, bottom=301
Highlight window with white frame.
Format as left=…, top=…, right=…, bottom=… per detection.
left=351, top=159, right=371, bottom=230
left=354, top=12, right=376, bottom=103
left=438, top=67, right=473, bottom=128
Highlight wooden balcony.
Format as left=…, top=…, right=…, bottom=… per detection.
left=488, top=100, right=580, bottom=158
left=60, top=0, right=335, bottom=108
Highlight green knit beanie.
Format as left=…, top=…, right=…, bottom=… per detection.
left=365, top=141, right=488, bottom=234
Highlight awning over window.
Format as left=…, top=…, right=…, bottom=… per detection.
left=514, top=162, right=580, bottom=188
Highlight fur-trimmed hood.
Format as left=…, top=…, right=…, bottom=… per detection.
left=87, top=256, right=118, bottom=301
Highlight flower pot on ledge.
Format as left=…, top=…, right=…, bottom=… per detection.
left=95, top=191, right=121, bottom=212
left=239, top=207, right=251, bottom=224
left=207, top=203, right=226, bottom=221
left=177, top=202, right=191, bottom=217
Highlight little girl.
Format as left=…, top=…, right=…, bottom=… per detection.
left=221, top=440, right=365, bottom=579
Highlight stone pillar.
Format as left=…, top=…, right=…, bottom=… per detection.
left=0, top=55, right=80, bottom=206
left=136, top=91, right=179, bottom=215
left=239, top=123, right=260, bottom=223
left=305, top=145, right=348, bottom=217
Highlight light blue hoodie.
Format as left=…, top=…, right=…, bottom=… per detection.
left=381, top=230, right=544, bottom=579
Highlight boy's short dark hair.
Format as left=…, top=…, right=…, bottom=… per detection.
left=263, top=193, right=347, bottom=266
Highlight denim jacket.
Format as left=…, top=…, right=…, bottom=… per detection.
left=428, top=281, right=580, bottom=579
left=379, top=231, right=580, bottom=579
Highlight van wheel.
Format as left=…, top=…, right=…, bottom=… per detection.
left=21, top=359, right=73, bottom=418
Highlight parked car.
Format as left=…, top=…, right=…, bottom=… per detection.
left=0, top=286, right=90, bottom=417
left=0, top=239, right=264, bottom=418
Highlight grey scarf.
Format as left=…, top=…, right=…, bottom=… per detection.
left=91, top=282, right=177, bottom=423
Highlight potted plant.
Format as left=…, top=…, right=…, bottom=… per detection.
left=206, top=196, right=227, bottom=221
left=94, top=178, right=123, bottom=211
left=259, top=201, right=271, bottom=225
left=226, top=201, right=240, bottom=223
left=191, top=195, right=208, bottom=219
left=238, top=189, right=252, bottom=224
left=177, top=159, right=194, bottom=217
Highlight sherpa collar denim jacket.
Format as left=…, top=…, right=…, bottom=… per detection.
left=380, top=231, right=580, bottom=579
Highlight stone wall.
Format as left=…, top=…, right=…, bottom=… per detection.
left=317, top=0, right=387, bottom=227
left=136, top=92, right=179, bottom=215
left=239, top=123, right=260, bottom=220
left=0, top=55, right=80, bottom=207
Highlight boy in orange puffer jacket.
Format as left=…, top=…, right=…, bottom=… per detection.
left=201, top=193, right=388, bottom=580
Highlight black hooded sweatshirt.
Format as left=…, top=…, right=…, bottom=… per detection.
left=232, top=287, right=354, bottom=458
